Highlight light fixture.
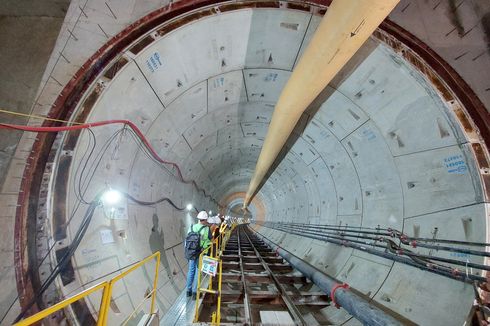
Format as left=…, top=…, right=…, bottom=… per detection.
left=102, top=189, right=122, bottom=206
left=186, top=203, right=193, bottom=211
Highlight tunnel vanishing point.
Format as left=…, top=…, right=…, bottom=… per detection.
left=1, top=0, right=490, bottom=325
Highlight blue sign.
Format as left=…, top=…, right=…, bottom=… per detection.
left=146, top=52, right=162, bottom=73
left=444, top=154, right=467, bottom=174
left=362, top=128, right=376, bottom=141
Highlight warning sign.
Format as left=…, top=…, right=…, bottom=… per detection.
left=201, top=256, right=219, bottom=276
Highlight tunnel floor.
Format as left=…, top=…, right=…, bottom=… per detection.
left=160, top=290, right=195, bottom=326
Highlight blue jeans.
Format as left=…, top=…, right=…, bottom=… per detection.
left=186, top=258, right=198, bottom=293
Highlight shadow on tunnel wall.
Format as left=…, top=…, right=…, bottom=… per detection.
left=148, top=213, right=181, bottom=298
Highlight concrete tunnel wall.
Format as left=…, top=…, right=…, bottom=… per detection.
left=3, top=2, right=490, bottom=325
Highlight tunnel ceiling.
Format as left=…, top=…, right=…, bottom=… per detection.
left=73, top=7, right=487, bottom=218
left=19, top=2, right=490, bottom=326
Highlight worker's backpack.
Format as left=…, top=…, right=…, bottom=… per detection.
left=185, top=225, right=206, bottom=260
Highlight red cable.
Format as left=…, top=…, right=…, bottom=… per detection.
left=330, top=283, right=349, bottom=309
left=0, top=120, right=214, bottom=200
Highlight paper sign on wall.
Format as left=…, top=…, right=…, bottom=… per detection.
left=100, top=229, right=115, bottom=244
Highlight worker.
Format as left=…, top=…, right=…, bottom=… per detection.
left=184, top=210, right=212, bottom=300
left=224, top=215, right=232, bottom=228
left=211, top=216, right=222, bottom=239
left=207, top=215, right=221, bottom=257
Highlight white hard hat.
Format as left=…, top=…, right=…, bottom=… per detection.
left=197, top=211, right=208, bottom=220
left=212, top=216, right=221, bottom=224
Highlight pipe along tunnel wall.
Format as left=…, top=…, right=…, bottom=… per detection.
left=9, top=3, right=490, bottom=326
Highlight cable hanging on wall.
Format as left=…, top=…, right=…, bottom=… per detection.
left=0, top=114, right=216, bottom=323
left=0, top=118, right=218, bottom=204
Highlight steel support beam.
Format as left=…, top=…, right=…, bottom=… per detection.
left=255, top=230, right=405, bottom=326
left=243, top=0, right=399, bottom=207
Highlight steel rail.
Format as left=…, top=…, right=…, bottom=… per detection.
left=237, top=229, right=252, bottom=325
left=241, top=227, right=306, bottom=325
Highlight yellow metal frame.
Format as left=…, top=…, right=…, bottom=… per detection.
left=193, top=221, right=237, bottom=325
left=14, top=251, right=161, bottom=326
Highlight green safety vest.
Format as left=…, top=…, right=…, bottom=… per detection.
left=188, top=223, right=212, bottom=249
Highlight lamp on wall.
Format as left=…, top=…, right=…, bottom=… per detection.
left=101, top=189, right=123, bottom=219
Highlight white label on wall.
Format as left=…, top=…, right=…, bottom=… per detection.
left=100, top=229, right=115, bottom=245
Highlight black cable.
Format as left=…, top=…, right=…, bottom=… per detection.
left=75, top=128, right=125, bottom=206
left=7, top=123, right=207, bottom=322
left=72, top=128, right=96, bottom=204
left=0, top=127, right=111, bottom=324
left=286, top=222, right=392, bottom=232
left=123, top=192, right=184, bottom=211
left=259, top=222, right=486, bottom=283
left=256, top=224, right=485, bottom=283
left=402, top=236, right=490, bottom=247
left=270, top=222, right=490, bottom=257
left=270, top=224, right=490, bottom=272
left=14, top=198, right=101, bottom=323
left=280, top=222, right=490, bottom=247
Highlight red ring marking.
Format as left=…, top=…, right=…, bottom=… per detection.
left=330, top=283, right=350, bottom=309
left=275, top=247, right=281, bottom=256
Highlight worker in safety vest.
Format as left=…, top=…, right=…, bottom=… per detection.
left=207, top=215, right=222, bottom=257
left=208, top=216, right=221, bottom=238
left=185, top=211, right=212, bottom=300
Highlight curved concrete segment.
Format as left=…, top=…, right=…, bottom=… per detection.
left=1, top=1, right=490, bottom=325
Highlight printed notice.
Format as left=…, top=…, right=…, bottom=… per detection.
left=201, top=256, right=219, bottom=276
left=146, top=52, right=163, bottom=73
left=444, top=154, right=467, bottom=174
left=100, top=229, right=115, bottom=245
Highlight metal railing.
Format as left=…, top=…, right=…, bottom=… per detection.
left=193, top=221, right=237, bottom=325
left=14, top=251, right=161, bottom=326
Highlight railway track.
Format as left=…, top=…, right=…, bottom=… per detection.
left=197, top=225, right=330, bottom=325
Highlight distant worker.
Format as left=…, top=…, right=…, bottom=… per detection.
left=224, top=215, right=232, bottom=228
left=209, top=216, right=221, bottom=239
left=184, top=210, right=212, bottom=300
left=207, top=215, right=222, bottom=256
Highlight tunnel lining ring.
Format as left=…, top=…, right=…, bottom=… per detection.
left=12, top=0, right=490, bottom=320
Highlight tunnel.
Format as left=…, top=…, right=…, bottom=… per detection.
left=1, top=0, right=490, bottom=325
